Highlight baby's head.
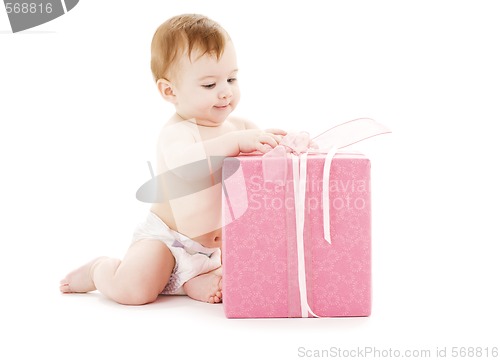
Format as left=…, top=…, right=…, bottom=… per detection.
left=151, top=14, right=240, bottom=126
left=151, top=14, right=230, bottom=83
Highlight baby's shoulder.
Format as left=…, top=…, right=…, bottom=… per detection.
left=226, top=115, right=257, bottom=130
left=158, top=119, right=197, bottom=143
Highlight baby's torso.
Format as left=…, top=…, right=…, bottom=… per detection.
left=150, top=116, right=246, bottom=248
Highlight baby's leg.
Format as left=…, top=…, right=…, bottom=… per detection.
left=183, top=266, right=223, bottom=304
left=60, top=240, right=174, bottom=305
left=59, top=257, right=103, bottom=293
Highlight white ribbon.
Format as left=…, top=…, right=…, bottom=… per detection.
left=292, top=152, right=320, bottom=318
left=322, top=147, right=338, bottom=244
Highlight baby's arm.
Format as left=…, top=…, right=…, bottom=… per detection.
left=159, top=121, right=285, bottom=177
left=208, top=128, right=284, bottom=154
left=243, top=118, right=287, bottom=143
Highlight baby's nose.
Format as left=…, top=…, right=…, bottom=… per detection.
left=218, top=84, right=232, bottom=99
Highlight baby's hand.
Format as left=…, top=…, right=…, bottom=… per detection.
left=237, top=129, right=286, bottom=154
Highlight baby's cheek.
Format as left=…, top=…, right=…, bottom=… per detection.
left=231, top=89, right=241, bottom=103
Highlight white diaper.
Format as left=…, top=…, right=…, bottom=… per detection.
left=131, top=212, right=222, bottom=295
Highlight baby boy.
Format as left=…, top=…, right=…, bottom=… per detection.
left=60, top=14, right=285, bottom=304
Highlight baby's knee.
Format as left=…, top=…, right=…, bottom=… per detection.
left=113, top=283, right=160, bottom=305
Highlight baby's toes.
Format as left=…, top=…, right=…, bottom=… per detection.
left=59, top=282, right=71, bottom=293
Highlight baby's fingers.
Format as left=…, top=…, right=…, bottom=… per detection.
left=259, top=133, right=279, bottom=148
left=265, top=128, right=287, bottom=136
left=263, top=130, right=285, bottom=144
left=256, top=143, right=273, bottom=153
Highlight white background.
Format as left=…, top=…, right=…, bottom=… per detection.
left=1, top=1, right=499, bottom=360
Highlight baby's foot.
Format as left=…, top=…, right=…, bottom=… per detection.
left=59, top=257, right=103, bottom=293
left=183, top=272, right=223, bottom=304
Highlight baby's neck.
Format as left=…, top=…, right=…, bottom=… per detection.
left=173, top=113, right=226, bottom=128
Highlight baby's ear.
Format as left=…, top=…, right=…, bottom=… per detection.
left=156, top=79, right=176, bottom=103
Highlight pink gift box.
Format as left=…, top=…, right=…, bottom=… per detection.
left=222, top=152, right=371, bottom=318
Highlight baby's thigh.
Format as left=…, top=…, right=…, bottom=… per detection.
left=121, top=239, right=175, bottom=293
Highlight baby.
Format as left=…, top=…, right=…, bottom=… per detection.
left=60, top=14, right=285, bottom=304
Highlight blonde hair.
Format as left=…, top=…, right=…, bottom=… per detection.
left=150, top=14, right=230, bottom=82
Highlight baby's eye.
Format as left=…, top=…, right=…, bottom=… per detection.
left=228, top=78, right=237, bottom=83
left=202, top=83, right=216, bottom=89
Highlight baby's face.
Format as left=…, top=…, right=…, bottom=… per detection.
left=172, top=41, right=240, bottom=126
